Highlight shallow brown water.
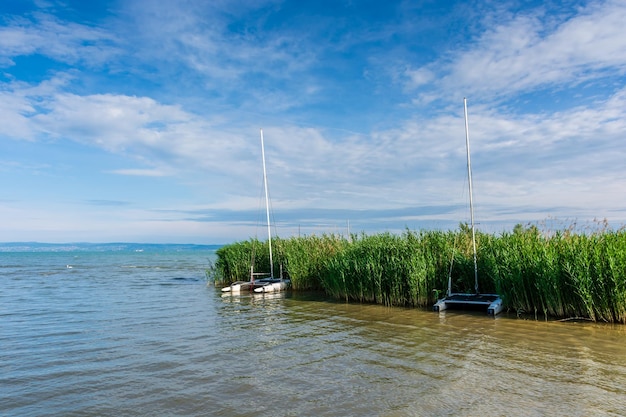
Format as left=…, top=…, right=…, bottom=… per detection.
left=235, top=293, right=626, bottom=417
left=2, top=249, right=625, bottom=416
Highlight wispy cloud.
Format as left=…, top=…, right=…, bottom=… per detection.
left=406, top=0, right=626, bottom=101
left=108, top=168, right=171, bottom=177
left=85, top=199, right=130, bottom=206
left=0, top=12, right=120, bottom=67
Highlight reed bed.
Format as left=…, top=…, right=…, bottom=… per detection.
left=213, top=225, right=626, bottom=323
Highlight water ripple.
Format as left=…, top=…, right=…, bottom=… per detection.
left=2, top=251, right=625, bottom=416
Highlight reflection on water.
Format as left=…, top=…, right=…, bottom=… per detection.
left=2, top=251, right=625, bottom=416
left=215, top=291, right=626, bottom=416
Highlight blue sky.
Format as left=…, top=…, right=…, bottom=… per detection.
left=1, top=0, right=625, bottom=244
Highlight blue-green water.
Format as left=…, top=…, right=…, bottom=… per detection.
left=1, top=243, right=625, bottom=416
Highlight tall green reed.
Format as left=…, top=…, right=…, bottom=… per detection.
left=214, top=225, right=626, bottom=323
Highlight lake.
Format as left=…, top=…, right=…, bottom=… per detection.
left=1, top=244, right=625, bottom=416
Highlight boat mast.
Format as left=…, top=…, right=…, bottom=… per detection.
left=463, top=98, right=479, bottom=294
left=260, top=129, right=274, bottom=278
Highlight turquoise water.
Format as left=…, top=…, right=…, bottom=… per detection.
left=2, top=244, right=626, bottom=416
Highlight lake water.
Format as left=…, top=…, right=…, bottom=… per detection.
left=1, top=244, right=625, bottom=416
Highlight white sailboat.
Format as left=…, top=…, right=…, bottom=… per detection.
left=433, top=98, right=504, bottom=315
left=222, top=129, right=290, bottom=293
left=253, top=128, right=290, bottom=293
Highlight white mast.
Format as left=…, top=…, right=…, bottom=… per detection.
left=260, top=129, right=274, bottom=278
left=464, top=98, right=479, bottom=294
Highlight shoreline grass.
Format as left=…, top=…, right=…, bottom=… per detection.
left=211, top=224, right=626, bottom=323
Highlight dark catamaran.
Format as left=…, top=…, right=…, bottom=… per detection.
left=433, top=98, right=504, bottom=315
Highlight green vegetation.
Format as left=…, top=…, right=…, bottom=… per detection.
left=212, top=224, right=626, bottom=323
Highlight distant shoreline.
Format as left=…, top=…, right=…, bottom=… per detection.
left=0, top=242, right=223, bottom=252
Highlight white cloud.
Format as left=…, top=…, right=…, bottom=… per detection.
left=115, top=0, right=318, bottom=105
left=407, top=0, right=626, bottom=99
left=404, top=67, right=435, bottom=89
left=0, top=86, right=37, bottom=140
left=4, top=71, right=625, bottom=224
left=0, top=13, right=120, bottom=67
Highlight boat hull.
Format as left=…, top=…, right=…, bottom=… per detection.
left=433, top=293, right=504, bottom=315
left=253, top=280, right=290, bottom=293
left=222, top=278, right=290, bottom=293
left=221, top=281, right=254, bottom=292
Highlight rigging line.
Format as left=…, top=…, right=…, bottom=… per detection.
left=464, top=97, right=479, bottom=294
left=260, top=128, right=274, bottom=278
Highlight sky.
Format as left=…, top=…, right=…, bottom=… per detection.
left=1, top=0, right=625, bottom=244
